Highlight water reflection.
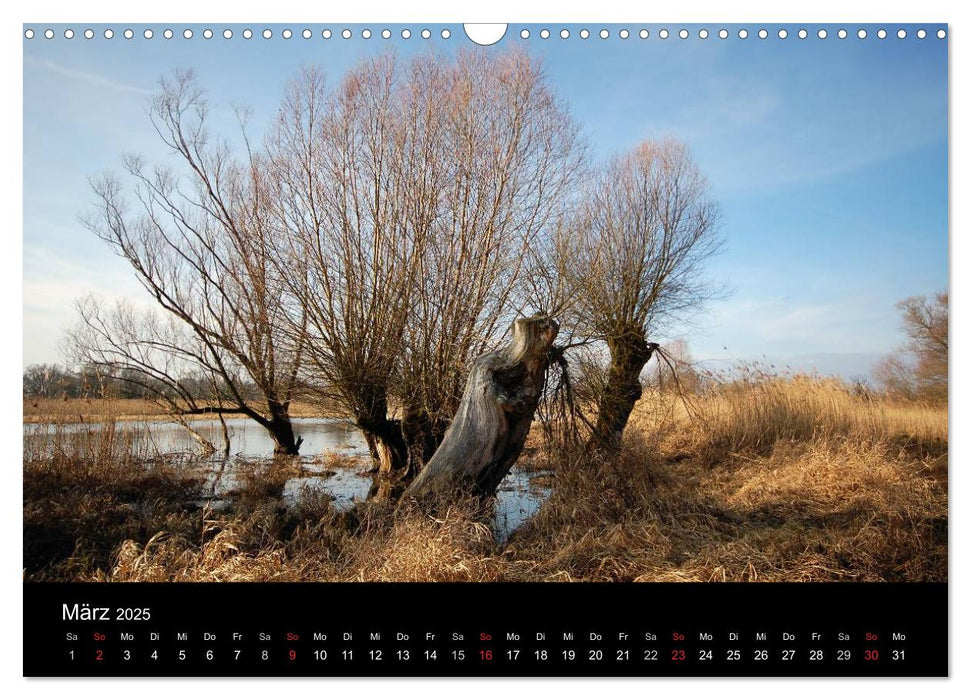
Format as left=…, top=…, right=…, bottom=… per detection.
left=25, top=417, right=369, bottom=459
left=24, top=417, right=551, bottom=541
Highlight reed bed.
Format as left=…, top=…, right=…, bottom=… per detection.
left=23, top=374, right=947, bottom=583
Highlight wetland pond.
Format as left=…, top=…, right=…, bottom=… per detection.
left=24, top=417, right=552, bottom=542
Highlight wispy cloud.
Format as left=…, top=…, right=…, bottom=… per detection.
left=24, top=54, right=153, bottom=96
left=693, top=296, right=899, bottom=360
left=756, top=304, right=834, bottom=343
left=24, top=245, right=147, bottom=308
left=23, top=245, right=153, bottom=365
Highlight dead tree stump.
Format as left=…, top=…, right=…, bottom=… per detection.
left=404, top=316, right=559, bottom=501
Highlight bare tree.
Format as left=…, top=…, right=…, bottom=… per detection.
left=266, top=50, right=584, bottom=476
left=875, top=291, right=948, bottom=401
left=265, top=57, right=423, bottom=472
left=23, top=364, right=78, bottom=398
left=396, top=50, right=584, bottom=474
left=76, top=71, right=306, bottom=454
left=563, top=139, right=723, bottom=451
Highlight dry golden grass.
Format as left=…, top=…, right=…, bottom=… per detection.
left=23, top=375, right=947, bottom=583
left=23, top=397, right=340, bottom=424
left=634, top=374, right=946, bottom=463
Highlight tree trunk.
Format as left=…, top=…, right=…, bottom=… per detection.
left=354, top=385, right=407, bottom=474
left=401, top=407, right=449, bottom=478
left=360, top=420, right=407, bottom=474
left=589, top=334, right=658, bottom=452
left=267, top=401, right=303, bottom=455
left=405, top=316, right=559, bottom=501
left=175, top=416, right=217, bottom=456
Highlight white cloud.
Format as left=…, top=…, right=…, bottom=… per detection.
left=692, top=296, right=899, bottom=360
left=756, top=304, right=833, bottom=343
left=23, top=245, right=153, bottom=366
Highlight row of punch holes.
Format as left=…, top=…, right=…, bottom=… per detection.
left=23, top=26, right=948, bottom=42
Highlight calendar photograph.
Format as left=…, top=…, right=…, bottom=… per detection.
left=23, top=23, right=947, bottom=595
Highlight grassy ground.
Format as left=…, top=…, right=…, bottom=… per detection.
left=23, top=375, right=947, bottom=582
left=22, top=397, right=339, bottom=423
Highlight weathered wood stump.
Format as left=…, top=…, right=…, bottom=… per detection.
left=404, top=315, right=559, bottom=501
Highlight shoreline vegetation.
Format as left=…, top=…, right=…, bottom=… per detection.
left=23, top=372, right=947, bottom=583
left=22, top=398, right=345, bottom=424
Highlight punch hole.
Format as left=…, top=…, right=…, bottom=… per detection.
left=699, top=29, right=709, bottom=39
left=560, top=29, right=570, bottom=39
left=124, top=29, right=134, bottom=40
left=580, top=29, right=590, bottom=39
left=422, top=29, right=431, bottom=39
left=659, top=29, right=669, bottom=40
left=818, top=29, right=827, bottom=39
left=401, top=29, right=410, bottom=39
left=639, top=29, right=648, bottom=39
left=24, top=28, right=34, bottom=39
left=758, top=29, right=768, bottom=39
left=163, top=29, right=173, bottom=39
left=64, top=29, right=74, bottom=39
left=105, top=28, right=114, bottom=39
left=778, top=29, right=788, bottom=39
left=937, top=29, right=946, bottom=39
left=599, top=29, right=609, bottom=39
left=203, top=29, right=213, bottom=39
left=464, top=24, right=507, bottom=46
left=182, top=29, right=191, bottom=39
left=718, top=29, right=728, bottom=39
left=283, top=29, right=293, bottom=39
left=619, top=29, right=630, bottom=39
left=322, top=29, right=332, bottom=39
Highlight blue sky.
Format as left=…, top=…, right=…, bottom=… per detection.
left=23, top=24, right=948, bottom=378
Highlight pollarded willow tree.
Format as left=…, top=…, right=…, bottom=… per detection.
left=266, top=50, right=584, bottom=475
left=265, top=59, right=419, bottom=472
left=562, top=138, right=723, bottom=451
left=74, top=71, right=307, bottom=454
left=395, top=50, right=585, bottom=474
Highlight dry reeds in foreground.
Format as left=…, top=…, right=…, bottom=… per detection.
left=23, top=375, right=947, bottom=583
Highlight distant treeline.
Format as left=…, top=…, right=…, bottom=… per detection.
left=22, top=363, right=266, bottom=401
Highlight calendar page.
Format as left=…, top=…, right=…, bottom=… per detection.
left=21, top=20, right=948, bottom=678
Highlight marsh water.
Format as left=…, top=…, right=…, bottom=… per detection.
left=24, top=417, right=552, bottom=541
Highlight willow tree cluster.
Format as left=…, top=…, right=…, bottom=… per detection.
left=72, top=48, right=722, bottom=490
